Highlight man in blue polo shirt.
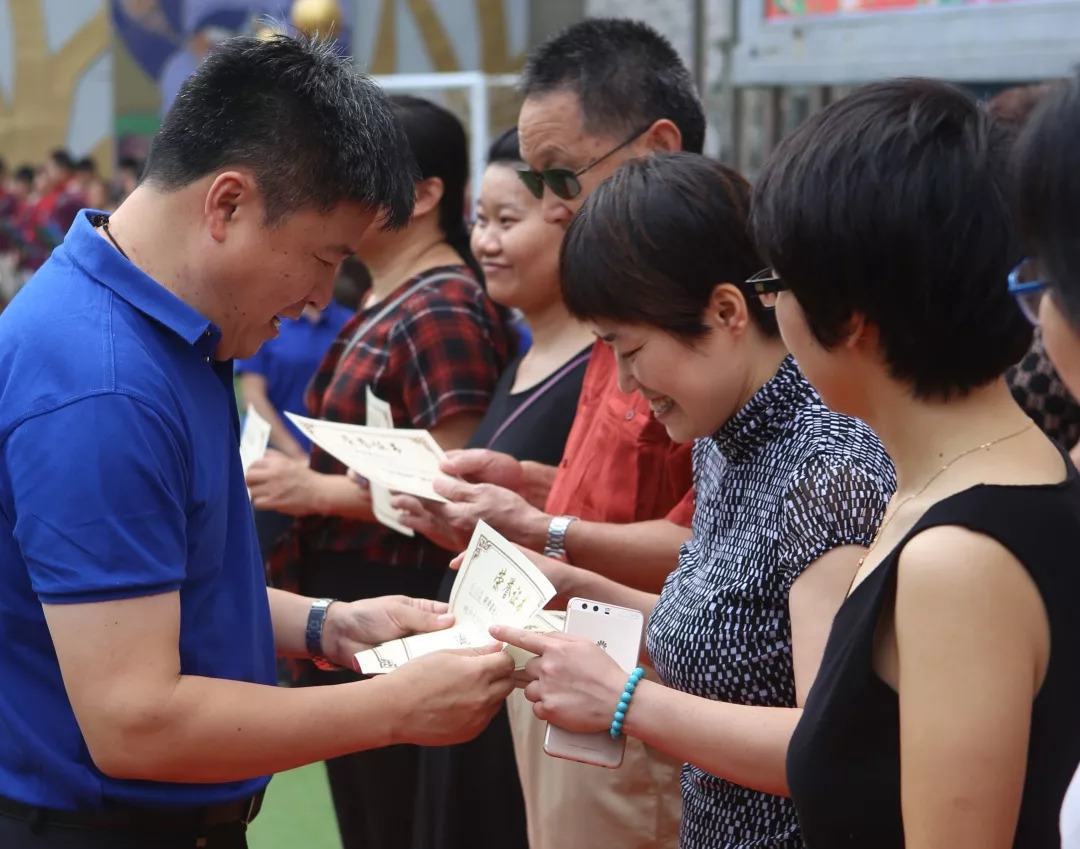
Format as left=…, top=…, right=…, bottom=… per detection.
left=0, top=35, right=514, bottom=849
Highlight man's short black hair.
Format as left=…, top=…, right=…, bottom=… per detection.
left=14, top=166, right=35, bottom=185
left=143, top=34, right=416, bottom=228
left=74, top=157, right=96, bottom=175
left=1014, top=69, right=1080, bottom=327
left=521, top=17, right=705, bottom=155
left=562, top=152, right=775, bottom=339
left=750, top=78, right=1031, bottom=399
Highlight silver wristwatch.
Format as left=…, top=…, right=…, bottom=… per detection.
left=544, top=515, right=579, bottom=562
left=306, top=597, right=339, bottom=671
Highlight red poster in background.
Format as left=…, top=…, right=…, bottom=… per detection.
left=767, top=0, right=1036, bottom=19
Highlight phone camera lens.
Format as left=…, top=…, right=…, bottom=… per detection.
left=593, top=606, right=599, bottom=612
left=581, top=603, right=587, bottom=609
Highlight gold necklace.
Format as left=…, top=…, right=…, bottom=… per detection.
left=857, top=422, right=1035, bottom=569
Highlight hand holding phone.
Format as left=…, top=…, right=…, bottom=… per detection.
left=490, top=602, right=646, bottom=768
left=542, top=598, right=645, bottom=769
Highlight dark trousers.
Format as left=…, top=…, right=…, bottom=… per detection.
left=0, top=813, right=247, bottom=849
left=297, top=549, right=444, bottom=849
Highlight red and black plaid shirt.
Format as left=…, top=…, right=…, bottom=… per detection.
left=269, top=265, right=509, bottom=591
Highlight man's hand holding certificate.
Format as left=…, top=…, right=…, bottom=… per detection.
left=355, top=521, right=557, bottom=674
left=285, top=411, right=451, bottom=503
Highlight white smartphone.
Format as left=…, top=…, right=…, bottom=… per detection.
left=543, top=598, right=645, bottom=769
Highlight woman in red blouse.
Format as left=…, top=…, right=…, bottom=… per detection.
left=247, top=96, right=511, bottom=849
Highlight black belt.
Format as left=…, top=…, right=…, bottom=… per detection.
left=0, top=790, right=263, bottom=832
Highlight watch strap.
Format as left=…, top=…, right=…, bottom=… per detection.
left=305, top=598, right=339, bottom=671
left=543, top=515, right=578, bottom=561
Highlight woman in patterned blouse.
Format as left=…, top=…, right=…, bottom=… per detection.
left=494, top=153, right=895, bottom=849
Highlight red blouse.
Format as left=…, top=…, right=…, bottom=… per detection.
left=545, top=341, right=694, bottom=527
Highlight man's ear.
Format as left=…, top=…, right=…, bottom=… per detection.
left=641, top=119, right=682, bottom=154
left=204, top=170, right=259, bottom=242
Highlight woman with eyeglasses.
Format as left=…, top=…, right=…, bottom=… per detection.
left=493, top=152, right=895, bottom=849
left=750, top=79, right=1080, bottom=849
left=989, top=84, right=1080, bottom=463
left=1010, top=70, right=1080, bottom=849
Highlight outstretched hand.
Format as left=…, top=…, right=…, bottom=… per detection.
left=246, top=449, right=325, bottom=515
left=440, top=449, right=524, bottom=491
left=382, top=644, right=516, bottom=746
left=491, top=624, right=626, bottom=734
left=321, top=596, right=455, bottom=669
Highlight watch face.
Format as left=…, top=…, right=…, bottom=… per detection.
left=306, top=600, right=335, bottom=659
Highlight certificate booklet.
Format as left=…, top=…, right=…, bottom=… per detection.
left=355, top=521, right=557, bottom=673
left=239, top=405, right=271, bottom=500
left=285, top=412, right=451, bottom=503
left=364, top=387, right=415, bottom=537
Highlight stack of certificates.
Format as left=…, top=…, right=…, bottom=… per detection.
left=355, top=521, right=564, bottom=673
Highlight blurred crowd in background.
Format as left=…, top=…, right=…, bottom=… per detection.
left=0, top=153, right=142, bottom=304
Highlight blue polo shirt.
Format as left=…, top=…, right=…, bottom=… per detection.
left=235, top=300, right=353, bottom=450
left=0, top=211, right=276, bottom=811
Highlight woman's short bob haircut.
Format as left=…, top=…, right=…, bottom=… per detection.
left=750, top=78, right=1032, bottom=400
left=1014, top=70, right=1080, bottom=329
left=560, top=152, right=777, bottom=340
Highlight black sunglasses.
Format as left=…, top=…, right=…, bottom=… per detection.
left=516, top=124, right=654, bottom=201
left=741, top=269, right=788, bottom=308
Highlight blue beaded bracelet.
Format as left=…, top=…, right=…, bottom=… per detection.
left=610, top=667, right=645, bottom=739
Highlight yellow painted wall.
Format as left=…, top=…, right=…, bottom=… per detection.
left=0, top=1, right=113, bottom=171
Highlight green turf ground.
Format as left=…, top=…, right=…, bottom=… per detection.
left=248, top=763, right=342, bottom=849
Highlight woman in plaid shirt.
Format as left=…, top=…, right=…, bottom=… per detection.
left=247, top=96, right=511, bottom=849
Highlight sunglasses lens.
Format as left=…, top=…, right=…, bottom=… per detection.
left=545, top=171, right=581, bottom=201
left=516, top=170, right=544, bottom=199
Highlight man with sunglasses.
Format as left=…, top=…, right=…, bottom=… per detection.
left=393, top=17, right=706, bottom=849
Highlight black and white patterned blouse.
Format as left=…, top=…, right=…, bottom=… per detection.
left=646, top=356, right=896, bottom=849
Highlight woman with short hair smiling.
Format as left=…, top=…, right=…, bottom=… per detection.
left=495, top=152, right=895, bottom=849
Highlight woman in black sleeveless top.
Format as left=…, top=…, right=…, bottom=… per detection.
left=402, top=128, right=593, bottom=849
left=750, top=78, right=1080, bottom=848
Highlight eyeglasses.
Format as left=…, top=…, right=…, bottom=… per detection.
left=1008, top=258, right=1048, bottom=326
left=516, top=124, right=654, bottom=201
left=742, top=268, right=788, bottom=309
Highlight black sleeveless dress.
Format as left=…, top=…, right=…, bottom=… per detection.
left=787, top=464, right=1080, bottom=848
left=411, top=348, right=590, bottom=849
